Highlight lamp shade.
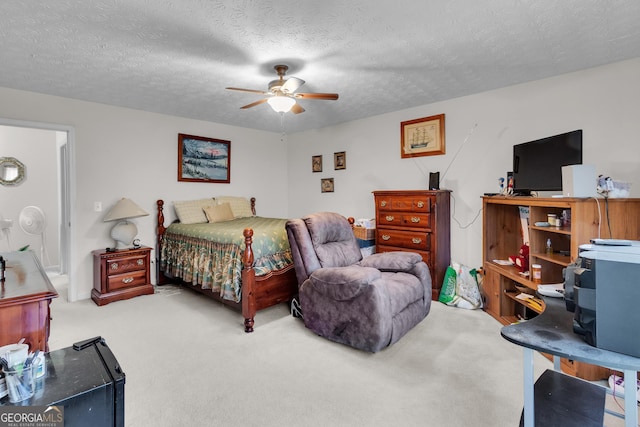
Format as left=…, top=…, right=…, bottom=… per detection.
left=267, top=96, right=296, bottom=113
left=104, top=198, right=149, bottom=250
left=103, top=198, right=149, bottom=222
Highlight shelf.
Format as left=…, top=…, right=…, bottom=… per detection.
left=530, top=225, right=571, bottom=235
left=531, top=252, right=571, bottom=266
left=487, top=262, right=534, bottom=288
left=518, top=369, right=606, bottom=427
left=505, top=291, right=545, bottom=314
left=501, top=315, right=519, bottom=325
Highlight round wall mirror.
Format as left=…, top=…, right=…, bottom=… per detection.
left=0, top=157, right=26, bottom=186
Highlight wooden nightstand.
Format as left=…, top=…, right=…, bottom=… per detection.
left=92, top=246, right=154, bottom=306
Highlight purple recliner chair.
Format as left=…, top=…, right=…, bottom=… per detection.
left=285, top=212, right=432, bottom=352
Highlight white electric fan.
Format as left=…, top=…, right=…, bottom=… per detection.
left=18, top=206, right=49, bottom=265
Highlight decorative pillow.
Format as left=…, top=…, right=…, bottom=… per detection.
left=173, top=198, right=215, bottom=224
left=216, top=196, right=254, bottom=218
left=203, top=203, right=235, bottom=223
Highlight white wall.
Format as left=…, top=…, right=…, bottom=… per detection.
left=286, top=58, right=640, bottom=269
left=0, top=58, right=638, bottom=301
left=0, top=126, right=59, bottom=265
left=0, top=89, right=286, bottom=301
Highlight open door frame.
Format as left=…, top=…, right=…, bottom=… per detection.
left=0, top=117, right=77, bottom=301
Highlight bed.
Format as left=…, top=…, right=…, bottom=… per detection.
left=156, top=197, right=298, bottom=332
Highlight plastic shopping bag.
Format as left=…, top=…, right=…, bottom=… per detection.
left=438, top=262, right=483, bottom=309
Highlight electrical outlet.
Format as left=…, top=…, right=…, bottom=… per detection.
left=94, top=201, right=102, bottom=212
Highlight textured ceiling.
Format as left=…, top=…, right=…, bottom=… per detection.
left=1, top=1, right=640, bottom=133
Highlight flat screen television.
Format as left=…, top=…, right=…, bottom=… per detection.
left=512, top=130, right=583, bottom=194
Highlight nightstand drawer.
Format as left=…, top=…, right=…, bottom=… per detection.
left=106, top=255, right=147, bottom=276
left=108, top=270, right=147, bottom=291
left=376, top=229, right=431, bottom=250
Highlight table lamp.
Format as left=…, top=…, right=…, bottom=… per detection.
left=103, top=198, right=149, bottom=250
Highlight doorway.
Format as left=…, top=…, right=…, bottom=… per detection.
left=0, top=118, right=76, bottom=301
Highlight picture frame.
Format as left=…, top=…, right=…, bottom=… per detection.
left=178, top=133, right=231, bottom=183
left=334, top=151, right=346, bottom=170
left=400, top=114, right=445, bottom=158
left=321, top=178, right=334, bottom=193
left=312, top=155, right=323, bottom=172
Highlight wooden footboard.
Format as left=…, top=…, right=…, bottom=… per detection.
left=156, top=199, right=297, bottom=332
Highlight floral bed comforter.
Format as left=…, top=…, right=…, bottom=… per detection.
left=159, top=217, right=292, bottom=302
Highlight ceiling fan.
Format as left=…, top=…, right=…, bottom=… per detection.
left=226, top=65, right=339, bottom=114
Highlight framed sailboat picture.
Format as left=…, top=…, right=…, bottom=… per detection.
left=400, top=114, right=445, bottom=158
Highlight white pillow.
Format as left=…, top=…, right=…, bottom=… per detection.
left=216, top=196, right=254, bottom=218
left=173, top=198, right=215, bottom=224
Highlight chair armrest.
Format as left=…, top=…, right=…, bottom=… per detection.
left=309, top=266, right=381, bottom=301
left=359, top=251, right=423, bottom=272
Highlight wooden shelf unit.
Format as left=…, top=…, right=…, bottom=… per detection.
left=482, top=195, right=640, bottom=380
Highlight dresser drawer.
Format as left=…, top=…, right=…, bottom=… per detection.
left=377, top=195, right=432, bottom=212
left=108, top=270, right=147, bottom=291
left=377, top=212, right=431, bottom=229
left=376, top=229, right=431, bottom=251
left=106, top=255, right=147, bottom=276
left=377, top=245, right=431, bottom=265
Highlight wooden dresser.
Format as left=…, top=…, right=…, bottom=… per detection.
left=0, top=251, right=58, bottom=352
left=373, top=190, right=451, bottom=300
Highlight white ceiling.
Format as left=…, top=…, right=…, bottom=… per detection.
left=2, top=1, right=640, bottom=134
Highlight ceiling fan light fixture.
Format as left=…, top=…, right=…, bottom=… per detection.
left=267, top=96, right=296, bottom=113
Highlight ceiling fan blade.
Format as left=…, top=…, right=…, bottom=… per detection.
left=226, top=87, right=269, bottom=95
left=291, top=103, right=305, bottom=114
left=240, top=98, right=268, bottom=109
left=294, top=93, right=339, bottom=100
left=281, top=77, right=305, bottom=94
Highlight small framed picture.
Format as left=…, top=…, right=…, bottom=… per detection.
left=400, top=114, right=445, bottom=158
left=312, top=155, right=323, bottom=172
left=334, top=151, right=346, bottom=170
left=321, top=178, right=334, bottom=193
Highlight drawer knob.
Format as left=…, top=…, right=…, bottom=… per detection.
left=137, top=259, right=143, bottom=266
left=417, top=201, right=424, bottom=208
left=111, top=263, right=118, bottom=270
left=385, top=215, right=394, bottom=222
left=381, top=234, right=391, bottom=241
left=410, top=217, right=420, bottom=223
left=122, top=277, right=134, bottom=284
left=380, top=201, right=387, bottom=207
left=412, top=238, right=422, bottom=244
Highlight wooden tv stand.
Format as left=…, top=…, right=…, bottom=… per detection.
left=481, top=195, right=640, bottom=380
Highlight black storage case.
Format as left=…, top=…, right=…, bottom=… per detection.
left=1, top=336, right=125, bottom=427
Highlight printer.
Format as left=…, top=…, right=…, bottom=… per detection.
left=563, top=240, right=640, bottom=357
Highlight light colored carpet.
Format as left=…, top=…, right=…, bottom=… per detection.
left=47, top=277, right=559, bottom=427
left=46, top=276, right=639, bottom=427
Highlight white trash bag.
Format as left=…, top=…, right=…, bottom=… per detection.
left=438, top=261, right=483, bottom=309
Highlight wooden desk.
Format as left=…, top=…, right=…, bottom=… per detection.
left=501, top=297, right=640, bottom=427
left=0, top=251, right=58, bottom=352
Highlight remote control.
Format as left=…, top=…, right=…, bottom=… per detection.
left=590, top=238, right=633, bottom=246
